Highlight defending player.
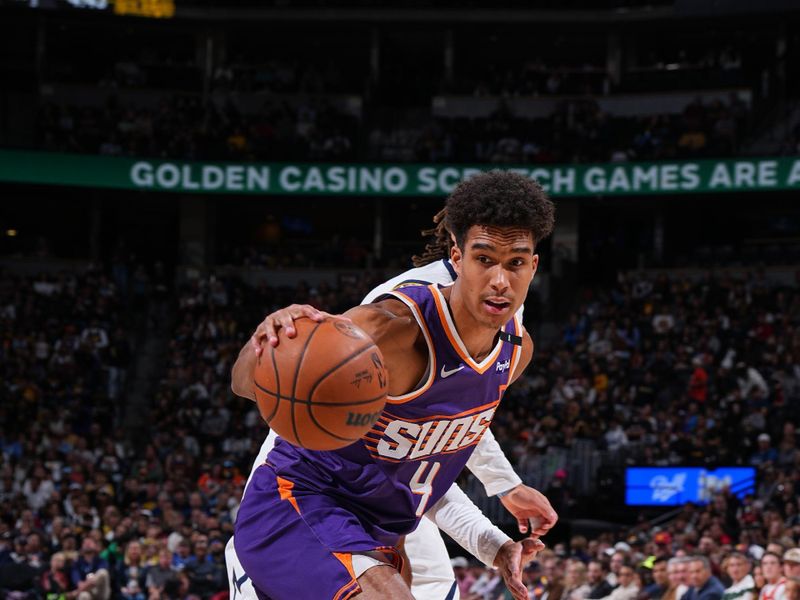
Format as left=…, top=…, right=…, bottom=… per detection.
left=226, top=205, right=557, bottom=600
left=230, top=171, right=554, bottom=599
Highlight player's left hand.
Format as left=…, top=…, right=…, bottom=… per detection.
left=494, top=538, right=546, bottom=600
left=499, top=484, right=558, bottom=536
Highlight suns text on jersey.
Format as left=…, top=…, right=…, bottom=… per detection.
left=367, top=405, right=497, bottom=461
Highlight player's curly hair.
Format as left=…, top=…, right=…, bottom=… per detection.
left=446, top=171, right=554, bottom=250
left=412, top=171, right=555, bottom=267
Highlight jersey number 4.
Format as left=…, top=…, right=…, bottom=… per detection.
left=410, top=461, right=441, bottom=517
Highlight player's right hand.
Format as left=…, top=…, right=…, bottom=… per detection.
left=494, top=538, right=545, bottom=600
left=250, top=304, right=342, bottom=353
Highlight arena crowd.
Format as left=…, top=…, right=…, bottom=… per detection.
left=0, top=263, right=798, bottom=598
left=36, top=92, right=751, bottom=166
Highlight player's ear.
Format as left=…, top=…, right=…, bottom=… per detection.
left=450, top=241, right=463, bottom=274
left=531, top=254, right=539, bottom=278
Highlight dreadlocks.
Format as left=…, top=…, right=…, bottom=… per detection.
left=411, top=207, right=452, bottom=267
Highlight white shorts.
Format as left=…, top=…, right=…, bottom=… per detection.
left=226, top=513, right=458, bottom=600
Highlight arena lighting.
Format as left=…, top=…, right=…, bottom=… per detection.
left=6, top=0, right=175, bottom=17
left=5, top=229, right=17, bottom=237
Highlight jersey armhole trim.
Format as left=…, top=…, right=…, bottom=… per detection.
left=382, top=290, right=437, bottom=404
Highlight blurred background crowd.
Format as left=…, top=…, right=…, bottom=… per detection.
left=0, top=263, right=798, bottom=599
left=2, top=0, right=800, bottom=598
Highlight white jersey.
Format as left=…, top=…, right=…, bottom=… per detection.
left=230, top=258, right=524, bottom=600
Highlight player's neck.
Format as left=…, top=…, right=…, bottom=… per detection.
left=440, top=285, right=499, bottom=362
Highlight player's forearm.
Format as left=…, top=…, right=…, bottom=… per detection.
left=466, top=429, right=522, bottom=496
left=231, top=342, right=257, bottom=401
left=425, top=484, right=511, bottom=567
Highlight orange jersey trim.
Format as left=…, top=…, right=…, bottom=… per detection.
left=429, top=285, right=504, bottom=374
left=276, top=476, right=300, bottom=514
left=332, top=553, right=359, bottom=600
left=329, top=547, right=401, bottom=600
left=332, top=579, right=360, bottom=600
left=381, top=399, right=501, bottom=424
left=382, top=290, right=437, bottom=405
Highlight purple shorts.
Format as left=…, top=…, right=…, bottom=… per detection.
left=234, top=464, right=402, bottom=600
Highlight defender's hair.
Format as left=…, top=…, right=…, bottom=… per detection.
left=412, top=207, right=450, bottom=268
left=444, top=170, right=555, bottom=250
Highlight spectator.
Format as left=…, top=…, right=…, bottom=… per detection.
left=116, top=540, right=146, bottom=596
left=565, top=559, right=593, bottom=600
left=186, top=534, right=225, bottom=597
left=754, top=565, right=767, bottom=595
left=542, top=554, right=566, bottom=600
left=609, top=550, right=629, bottom=587
left=759, top=553, right=787, bottom=600
left=145, top=547, right=178, bottom=598
left=172, top=538, right=193, bottom=571
left=466, top=565, right=503, bottom=600
left=599, top=565, right=641, bottom=600
left=684, top=556, right=725, bottom=600
left=40, top=551, right=76, bottom=599
left=452, top=556, right=476, bottom=597
left=784, top=550, right=800, bottom=582
left=751, top=434, right=778, bottom=467
left=665, top=557, right=693, bottom=600
left=587, top=561, right=614, bottom=599
left=71, top=537, right=111, bottom=600
left=723, top=552, right=756, bottom=600
left=641, top=557, right=670, bottom=600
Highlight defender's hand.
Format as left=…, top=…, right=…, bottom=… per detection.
left=494, top=538, right=546, bottom=600
left=499, top=484, right=558, bottom=536
left=250, top=304, right=341, bottom=353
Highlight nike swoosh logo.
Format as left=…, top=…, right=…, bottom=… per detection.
left=440, top=365, right=465, bottom=378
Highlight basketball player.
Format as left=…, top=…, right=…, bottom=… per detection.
left=231, top=171, right=554, bottom=599
left=225, top=205, right=557, bottom=600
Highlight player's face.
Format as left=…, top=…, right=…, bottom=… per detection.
left=451, top=225, right=537, bottom=328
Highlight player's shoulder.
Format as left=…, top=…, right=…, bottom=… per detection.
left=344, top=298, right=418, bottom=346
left=361, top=259, right=456, bottom=304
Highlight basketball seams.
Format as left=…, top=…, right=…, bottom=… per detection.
left=254, top=381, right=386, bottom=407
left=289, top=320, right=323, bottom=448
left=252, top=320, right=388, bottom=450
left=305, top=342, right=378, bottom=403
left=305, top=402, right=359, bottom=443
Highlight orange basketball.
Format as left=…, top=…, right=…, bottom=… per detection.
left=253, top=317, right=389, bottom=451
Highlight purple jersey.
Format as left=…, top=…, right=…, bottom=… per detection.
left=265, top=283, right=522, bottom=551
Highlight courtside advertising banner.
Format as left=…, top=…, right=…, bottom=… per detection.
left=3, top=150, right=800, bottom=196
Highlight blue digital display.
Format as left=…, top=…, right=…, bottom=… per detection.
left=625, top=467, right=756, bottom=506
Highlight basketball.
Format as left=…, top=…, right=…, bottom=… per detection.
left=253, top=317, right=389, bottom=451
